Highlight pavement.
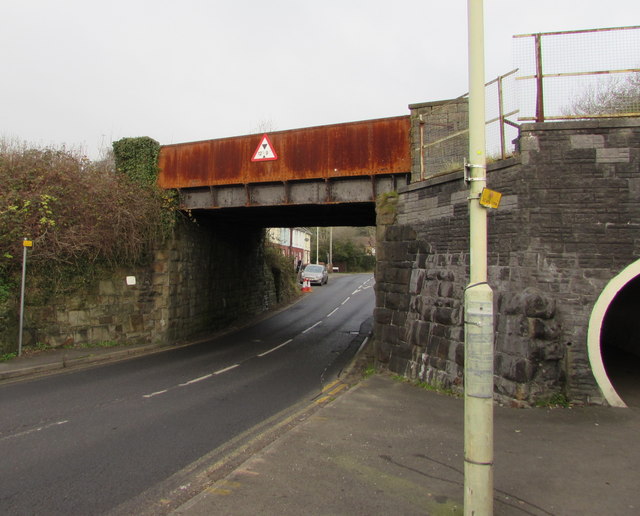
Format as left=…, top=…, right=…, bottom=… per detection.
left=2, top=344, right=640, bottom=515
left=0, top=342, right=173, bottom=383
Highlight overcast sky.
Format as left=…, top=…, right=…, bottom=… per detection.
left=1, top=1, right=637, bottom=159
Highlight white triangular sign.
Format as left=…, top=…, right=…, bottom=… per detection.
left=251, top=134, right=278, bottom=162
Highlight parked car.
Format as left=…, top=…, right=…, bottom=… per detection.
left=300, top=264, right=328, bottom=285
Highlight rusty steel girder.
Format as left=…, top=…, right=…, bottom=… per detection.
left=157, top=116, right=411, bottom=189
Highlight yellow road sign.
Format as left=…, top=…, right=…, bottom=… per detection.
left=479, top=188, right=502, bottom=209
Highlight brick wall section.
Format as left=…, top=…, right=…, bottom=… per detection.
left=21, top=221, right=279, bottom=349
left=374, top=118, right=640, bottom=406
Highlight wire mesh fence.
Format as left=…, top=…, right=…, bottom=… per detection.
left=415, top=70, right=520, bottom=179
left=417, top=25, right=639, bottom=179
left=485, top=69, right=520, bottom=159
left=513, top=26, right=640, bottom=121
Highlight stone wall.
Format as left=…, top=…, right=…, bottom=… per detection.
left=17, top=220, right=283, bottom=350
left=409, top=98, right=469, bottom=182
left=374, top=118, right=640, bottom=406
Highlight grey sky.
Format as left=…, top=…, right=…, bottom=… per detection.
left=1, top=0, right=637, bottom=158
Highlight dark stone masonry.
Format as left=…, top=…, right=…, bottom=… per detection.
left=20, top=221, right=281, bottom=350
left=374, top=118, right=640, bottom=406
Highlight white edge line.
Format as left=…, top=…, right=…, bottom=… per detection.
left=214, top=364, right=240, bottom=375
left=302, top=321, right=322, bottom=334
left=258, top=339, right=292, bottom=357
left=326, top=307, right=339, bottom=318
left=143, top=389, right=169, bottom=398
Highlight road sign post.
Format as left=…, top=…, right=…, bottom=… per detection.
left=18, top=238, right=33, bottom=356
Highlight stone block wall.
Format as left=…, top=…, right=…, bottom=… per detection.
left=409, top=98, right=469, bottom=182
left=165, top=221, right=277, bottom=342
left=374, top=118, right=640, bottom=405
left=24, top=264, right=166, bottom=349
left=19, top=220, right=280, bottom=350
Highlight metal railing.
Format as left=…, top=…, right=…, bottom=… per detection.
left=417, top=70, right=520, bottom=178
left=418, top=25, right=639, bottom=178
left=513, top=25, right=640, bottom=122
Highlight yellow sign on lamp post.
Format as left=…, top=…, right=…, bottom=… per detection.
left=18, top=238, right=33, bottom=356
left=479, top=187, right=502, bottom=209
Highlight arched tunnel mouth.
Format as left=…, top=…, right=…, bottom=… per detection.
left=600, top=274, right=640, bottom=407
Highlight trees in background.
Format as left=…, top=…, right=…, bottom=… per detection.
left=564, top=72, right=640, bottom=117
left=311, top=226, right=375, bottom=272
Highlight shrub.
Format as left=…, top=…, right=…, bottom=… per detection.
left=0, top=141, right=169, bottom=289
left=264, top=244, right=300, bottom=303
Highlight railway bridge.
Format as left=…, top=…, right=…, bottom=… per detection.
left=158, top=116, right=411, bottom=227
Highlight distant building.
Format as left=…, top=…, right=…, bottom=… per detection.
left=266, top=227, right=312, bottom=267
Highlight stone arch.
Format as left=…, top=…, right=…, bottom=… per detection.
left=587, top=260, right=640, bottom=407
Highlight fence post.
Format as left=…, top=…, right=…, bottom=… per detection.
left=534, top=33, right=545, bottom=122
left=497, top=74, right=506, bottom=159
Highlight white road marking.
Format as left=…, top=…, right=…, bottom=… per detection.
left=302, top=321, right=322, bottom=334
left=258, top=339, right=292, bottom=357
left=353, top=278, right=373, bottom=295
left=326, top=307, right=339, bottom=317
left=179, top=374, right=213, bottom=387
left=1, top=420, right=69, bottom=442
left=341, top=297, right=351, bottom=305
left=214, top=364, right=239, bottom=375
left=143, top=389, right=169, bottom=398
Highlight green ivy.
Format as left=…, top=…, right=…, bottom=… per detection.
left=112, top=137, right=161, bottom=186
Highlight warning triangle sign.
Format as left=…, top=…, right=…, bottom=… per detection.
left=251, top=134, right=278, bottom=162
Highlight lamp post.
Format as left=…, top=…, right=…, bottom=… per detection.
left=329, top=227, right=333, bottom=271
left=464, top=1, right=494, bottom=514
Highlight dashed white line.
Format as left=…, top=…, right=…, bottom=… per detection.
left=179, top=374, right=213, bottom=387
left=214, top=364, right=240, bottom=375
left=1, top=420, right=69, bottom=442
left=302, top=321, right=322, bottom=334
left=258, top=339, right=292, bottom=357
left=142, top=276, right=374, bottom=400
left=143, top=389, right=169, bottom=398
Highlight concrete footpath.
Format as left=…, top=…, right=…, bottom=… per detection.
left=2, top=346, right=639, bottom=515
left=0, top=343, right=171, bottom=383
left=172, top=375, right=640, bottom=516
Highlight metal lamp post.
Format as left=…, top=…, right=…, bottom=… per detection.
left=464, top=1, right=494, bottom=514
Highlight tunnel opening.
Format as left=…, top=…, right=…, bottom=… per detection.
left=600, top=274, right=640, bottom=407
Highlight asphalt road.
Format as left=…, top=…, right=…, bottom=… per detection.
left=0, top=273, right=375, bottom=515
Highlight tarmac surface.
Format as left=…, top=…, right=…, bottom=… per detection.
left=2, top=345, right=640, bottom=515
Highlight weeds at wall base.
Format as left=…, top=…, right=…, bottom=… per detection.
left=0, top=352, right=17, bottom=362
left=390, top=373, right=461, bottom=397
left=534, top=393, right=572, bottom=408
